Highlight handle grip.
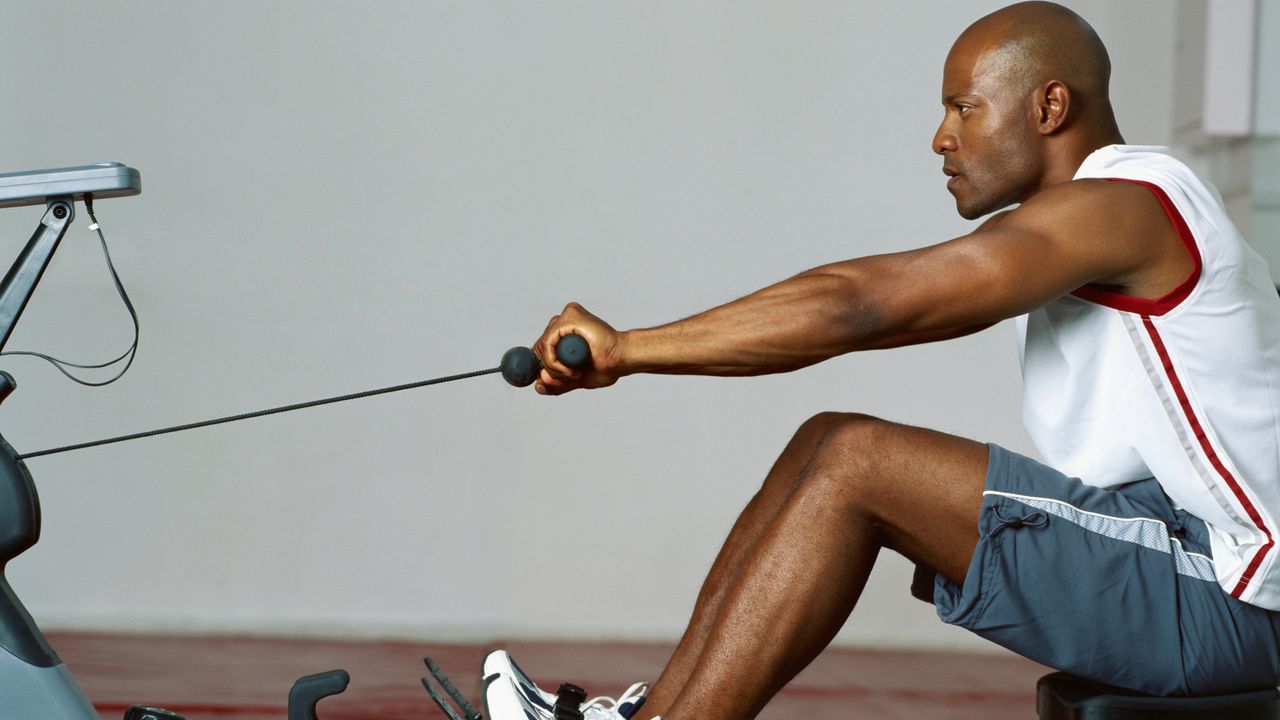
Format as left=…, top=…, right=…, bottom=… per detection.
left=500, top=334, right=592, bottom=387
left=554, top=334, right=590, bottom=369
left=288, top=669, right=350, bottom=720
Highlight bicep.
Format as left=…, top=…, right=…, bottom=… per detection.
left=879, top=228, right=1097, bottom=331
left=830, top=184, right=1152, bottom=343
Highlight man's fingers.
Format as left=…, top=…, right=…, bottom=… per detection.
left=533, top=313, right=563, bottom=369
left=540, top=366, right=576, bottom=388
left=535, top=370, right=576, bottom=396
left=540, top=328, right=586, bottom=380
left=533, top=302, right=608, bottom=390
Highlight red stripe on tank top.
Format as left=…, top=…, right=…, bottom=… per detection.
left=1070, top=179, right=1202, bottom=316
left=1141, top=316, right=1274, bottom=598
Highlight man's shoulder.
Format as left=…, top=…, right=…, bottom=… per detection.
left=1003, top=178, right=1168, bottom=240
left=984, top=177, right=1188, bottom=296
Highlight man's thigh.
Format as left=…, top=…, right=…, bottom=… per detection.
left=820, top=415, right=989, bottom=585
left=920, top=443, right=1280, bottom=697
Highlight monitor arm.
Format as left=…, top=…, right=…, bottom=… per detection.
left=0, top=163, right=141, bottom=354
left=0, top=201, right=73, bottom=352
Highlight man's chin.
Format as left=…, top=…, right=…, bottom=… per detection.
left=954, top=200, right=986, bottom=221
left=954, top=193, right=1012, bottom=221
left=948, top=186, right=984, bottom=220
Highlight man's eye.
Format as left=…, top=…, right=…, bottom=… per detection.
left=957, top=105, right=973, bottom=115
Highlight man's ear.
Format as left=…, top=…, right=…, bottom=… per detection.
left=1037, top=80, right=1070, bottom=135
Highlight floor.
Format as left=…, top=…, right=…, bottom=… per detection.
left=51, top=632, right=1053, bottom=720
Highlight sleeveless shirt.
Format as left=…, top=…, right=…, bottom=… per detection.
left=1016, top=144, right=1280, bottom=610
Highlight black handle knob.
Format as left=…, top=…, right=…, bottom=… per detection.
left=500, top=334, right=592, bottom=387
left=288, top=669, right=350, bottom=720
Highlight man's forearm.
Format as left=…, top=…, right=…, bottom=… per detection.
left=616, top=267, right=886, bottom=377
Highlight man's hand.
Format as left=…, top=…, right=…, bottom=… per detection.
left=533, top=303, right=626, bottom=395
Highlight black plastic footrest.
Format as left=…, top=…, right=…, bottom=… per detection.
left=124, top=707, right=186, bottom=720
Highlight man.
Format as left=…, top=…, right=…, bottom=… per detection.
left=484, top=3, right=1280, bottom=719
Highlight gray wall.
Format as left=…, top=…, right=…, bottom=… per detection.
left=0, top=1, right=1175, bottom=651
left=1254, top=1, right=1280, bottom=266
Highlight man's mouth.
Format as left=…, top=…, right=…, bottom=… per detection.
left=944, top=168, right=962, bottom=191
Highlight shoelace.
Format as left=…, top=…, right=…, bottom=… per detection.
left=582, top=682, right=650, bottom=717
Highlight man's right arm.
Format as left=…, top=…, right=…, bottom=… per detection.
left=533, top=178, right=1177, bottom=394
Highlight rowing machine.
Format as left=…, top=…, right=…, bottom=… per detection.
left=0, top=163, right=588, bottom=718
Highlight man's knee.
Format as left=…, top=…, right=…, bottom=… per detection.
left=756, top=412, right=884, bottom=503
left=796, top=411, right=885, bottom=442
left=813, top=411, right=894, bottom=463
left=792, top=412, right=895, bottom=498
left=793, top=411, right=845, bottom=440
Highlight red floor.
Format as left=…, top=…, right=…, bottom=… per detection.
left=49, top=632, right=1051, bottom=720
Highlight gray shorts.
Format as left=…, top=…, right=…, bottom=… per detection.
left=919, top=443, right=1280, bottom=697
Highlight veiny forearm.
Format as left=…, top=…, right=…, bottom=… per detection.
left=617, top=267, right=887, bottom=377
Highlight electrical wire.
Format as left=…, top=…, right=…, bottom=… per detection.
left=0, top=195, right=140, bottom=386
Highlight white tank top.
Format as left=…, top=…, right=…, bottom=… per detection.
left=1016, top=144, right=1280, bottom=610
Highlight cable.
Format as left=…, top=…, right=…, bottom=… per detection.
left=0, top=194, right=140, bottom=386
left=1, top=200, right=544, bottom=460
left=19, top=366, right=501, bottom=460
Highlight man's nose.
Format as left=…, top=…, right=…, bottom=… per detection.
left=932, top=122, right=957, bottom=155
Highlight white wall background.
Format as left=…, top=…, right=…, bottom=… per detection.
left=1253, top=1, right=1280, bottom=267
left=0, top=1, right=1176, bottom=652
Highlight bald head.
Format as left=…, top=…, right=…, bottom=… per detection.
left=953, top=1, right=1114, bottom=124
left=933, top=2, right=1124, bottom=219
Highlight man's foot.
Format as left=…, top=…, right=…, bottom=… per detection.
left=483, top=650, right=558, bottom=708
left=582, top=683, right=649, bottom=720
left=481, top=650, right=649, bottom=719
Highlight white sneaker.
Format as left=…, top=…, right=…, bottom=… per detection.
left=481, top=649, right=649, bottom=720
left=482, top=667, right=546, bottom=720
left=483, top=649, right=558, bottom=709
left=582, top=683, right=650, bottom=720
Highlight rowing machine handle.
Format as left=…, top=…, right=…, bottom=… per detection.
left=500, top=333, right=591, bottom=387
left=288, top=669, right=350, bottom=720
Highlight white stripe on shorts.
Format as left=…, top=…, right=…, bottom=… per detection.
left=985, top=490, right=1218, bottom=583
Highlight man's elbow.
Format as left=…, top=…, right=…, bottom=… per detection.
left=797, top=266, right=893, bottom=350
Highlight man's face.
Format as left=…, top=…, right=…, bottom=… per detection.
left=932, top=41, right=1042, bottom=220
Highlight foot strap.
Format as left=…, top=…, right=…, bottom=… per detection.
left=555, top=683, right=587, bottom=720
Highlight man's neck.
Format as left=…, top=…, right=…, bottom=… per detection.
left=1042, top=127, right=1127, bottom=189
